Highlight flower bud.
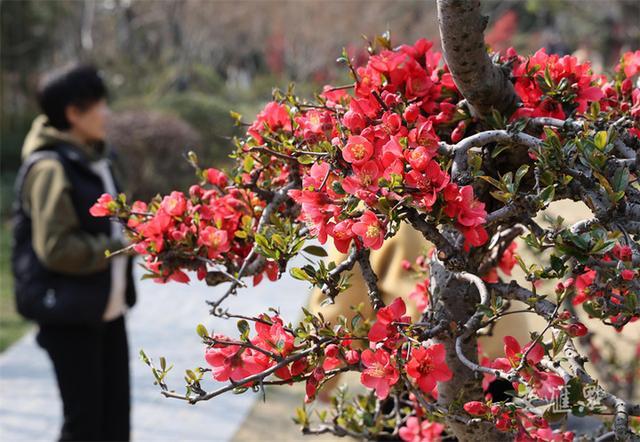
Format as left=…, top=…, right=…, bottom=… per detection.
left=345, top=349, right=360, bottom=365
left=463, top=401, right=489, bottom=416
left=565, top=322, right=588, bottom=337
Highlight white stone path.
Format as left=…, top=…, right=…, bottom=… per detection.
left=0, top=257, right=313, bottom=441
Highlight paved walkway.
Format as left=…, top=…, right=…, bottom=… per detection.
left=0, top=256, right=313, bottom=441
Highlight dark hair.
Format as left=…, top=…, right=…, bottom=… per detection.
left=36, top=64, right=108, bottom=130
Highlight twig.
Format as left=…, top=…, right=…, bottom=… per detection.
left=356, top=248, right=385, bottom=310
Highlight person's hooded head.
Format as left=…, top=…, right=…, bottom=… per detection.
left=36, top=64, right=109, bottom=145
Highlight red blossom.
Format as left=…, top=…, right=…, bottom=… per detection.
left=352, top=210, right=386, bottom=250
left=399, top=417, right=444, bottom=442
left=89, top=193, right=115, bottom=217
left=342, top=135, right=374, bottom=165
left=360, top=348, right=399, bottom=399
left=368, top=297, right=410, bottom=343
left=406, top=344, right=452, bottom=393
left=463, top=401, right=490, bottom=416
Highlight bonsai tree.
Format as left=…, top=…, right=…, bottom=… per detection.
left=92, top=1, right=640, bottom=440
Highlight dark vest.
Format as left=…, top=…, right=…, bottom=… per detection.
left=11, top=144, right=136, bottom=325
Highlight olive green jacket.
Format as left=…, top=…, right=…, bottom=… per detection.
left=20, top=115, right=125, bottom=275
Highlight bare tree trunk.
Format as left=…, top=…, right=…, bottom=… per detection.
left=430, top=260, right=511, bottom=441
left=433, top=3, right=519, bottom=439
left=436, top=0, right=518, bottom=119
left=81, top=0, right=95, bottom=53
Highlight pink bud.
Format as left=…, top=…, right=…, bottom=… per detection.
left=464, top=401, right=489, bottom=416
left=345, top=350, right=360, bottom=365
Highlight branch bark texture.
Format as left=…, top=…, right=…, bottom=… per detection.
left=436, top=0, right=519, bottom=118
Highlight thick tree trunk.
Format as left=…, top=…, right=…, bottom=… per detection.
left=436, top=0, right=519, bottom=119
left=430, top=260, right=511, bottom=441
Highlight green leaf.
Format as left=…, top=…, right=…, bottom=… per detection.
left=243, top=155, right=254, bottom=173
left=540, top=185, right=555, bottom=206
left=237, top=320, right=251, bottom=340
left=297, top=154, right=316, bottom=165
left=612, top=167, right=629, bottom=193
left=196, top=324, right=209, bottom=339
left=515, top=165, right=530, bottom=188
left=479, top=175, right=503, bottom=189
left=594, top=131, right=608, bottom=150
left=303, top=245, right=328, bottom=257
left=229, top=110, right=243, bottom=125
left=290, top=267, right=313, bottom=282
left=254, top=233, right=270, bottom=251
left=491, top=143, right=511, bottom=159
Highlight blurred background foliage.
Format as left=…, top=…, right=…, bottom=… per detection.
left=0, top=0, right=638, bottom=348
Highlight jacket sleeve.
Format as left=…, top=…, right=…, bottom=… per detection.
left=22, top=158, right=124, bottom=275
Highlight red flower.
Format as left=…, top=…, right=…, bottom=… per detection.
left=90, top=193, right=115, bottom=217
left=343, top=135, right=374, bottom=165
left=460, top=225, right=489, bottom=249
left=205, top=339, right=268, bottom=383
left=573, top=269, right=596, bottom=305
left=352, top=210, right=385, bottom=250
left=360, top=348, right=399, bottom=399
left=328, top=219, right=355, bottom=253
left=528, top=369, right=565, bottom=400
left=613, top=244, right=633, bottom=262
left=409, top=279, right=430, bottom=312
left=322, top=344, right=342, bottom=370
left=405, top=160, right=449, bottom=209
left=463, top=401, right=490, bottom=416
left=404, top=145, right=438, bottom=172
left=504, top=336, right=544, bottom=367
left=503, top=336, right=564, bottom=400
left=341, top=160, right=381, bottom=196
left=368, top=297, right=410, bottom=343
left=248, top=101, right=292, bottom=142
left=197, top=226, right=230, bottom=259
left=399, top=417, right=444, bottom=442
left=206, top=168, right=228, bottom=187
left=564, top=322, right=588, bottom=337
left=499, top=242, right=518, bottom=275
left=252, top=316, right=295, bottom=358
left=445, top=185, right=486, bottom=228
left=618, top=50, right=640, bottom=79
left=343, top=110, right=366, bottom=133
left=161, top=191, right=187, bottom=217
left=406, top=344, right=452, bottom=393
left=621, top=269, right=636, bottom=281
left=252, top=260, right=279, bottom=286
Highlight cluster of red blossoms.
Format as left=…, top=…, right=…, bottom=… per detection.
left=288, top=38, right=490, bottom=252
left=205, top=316, right=300, bottom=382
left=500, top=47, right=640, bottom=143
left=505, top=48, right=605, bottom=120
left=483, top=336, right=565, bottom=401
left=554, top=243, right=638, bottom=329
left=90, top=39, right=640, bottom=284
left=361, top=298, right=452, bottom=400
left=200, top=297, right=454, bottom=407
left=91, top=170, right=276, bottom=284
left=464, top=400, right=574, bottom=442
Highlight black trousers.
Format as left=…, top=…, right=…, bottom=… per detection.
left=37, top=316, right=130, bottom=442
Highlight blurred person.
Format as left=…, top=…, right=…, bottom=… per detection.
left=11, top=65, right=136, bottom=441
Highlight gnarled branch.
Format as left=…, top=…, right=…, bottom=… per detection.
left=436, top=0, right=519, bottom=118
